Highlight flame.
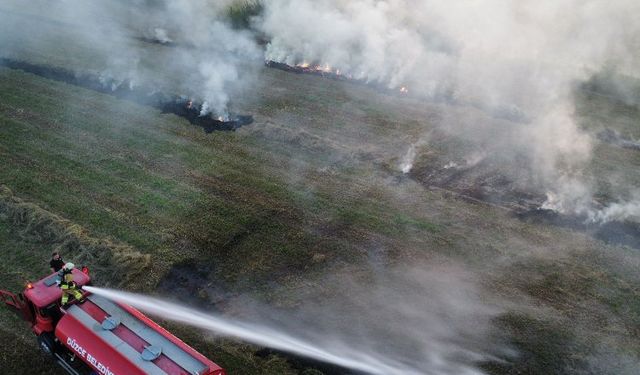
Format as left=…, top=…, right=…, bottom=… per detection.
left=295, top=61, right=335, bottom=74
left=274, top=61, right=415, bottom=98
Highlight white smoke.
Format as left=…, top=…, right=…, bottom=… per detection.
left=260, top=0, right=428, bottom=88
left=158, top=1, right=261, bottom=116
left=544, top=188, right=640, bottom=224
left=400, top=144, right=417, bottom=173
left=257, top=0, right=640, bottom=220
left=590, top=200, right=640, bottom=223
left=0, top=0, right=261, bottom=118
left=197, top=60, right=236, bottom=118
left=153, top=27, right=172, bottom=44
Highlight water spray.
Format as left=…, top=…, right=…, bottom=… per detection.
left=83, top=286, right=426, bottom=375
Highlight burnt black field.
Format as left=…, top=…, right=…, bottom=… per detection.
left=1, top=2, right=640, bottom=375
left=0, top=58, right=253, bottom=133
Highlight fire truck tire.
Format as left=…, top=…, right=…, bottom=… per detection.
left=37, top=333, right=57, bottom=357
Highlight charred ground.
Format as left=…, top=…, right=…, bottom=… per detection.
left=0, top=58, right=254, bottom=133
left=1, top=3, right=640, bottom=375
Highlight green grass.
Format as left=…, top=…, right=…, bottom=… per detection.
left=0, top=64, right=458, bottom=284
left=1, top=3, right=640, bottom=372
left=0, top=217, right=298, bottom=374
left=226, top=0, right=264, bottom=29
left=0, top=220, right=66, bottom=375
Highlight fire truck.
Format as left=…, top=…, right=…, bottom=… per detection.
left=0, top=268, right=226, bottom=375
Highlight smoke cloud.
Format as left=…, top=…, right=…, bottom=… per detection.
left=0, top=0, right=261, bottom=117
left=4, top=0, right=638, bottom=215
left=2, top=1, right=638, bottom=372
left=258, top=0, right=640, bottom=221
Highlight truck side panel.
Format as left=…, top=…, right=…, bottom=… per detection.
left=56, top=295, right=224, bottom=375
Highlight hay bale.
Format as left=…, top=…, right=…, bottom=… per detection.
left=0, top=185, right=150, bottom=288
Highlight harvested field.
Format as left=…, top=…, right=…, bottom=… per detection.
left=1, top=1, right=640, bottom=374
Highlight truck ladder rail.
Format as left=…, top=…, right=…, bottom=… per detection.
left=87, top=295, right=208, bottom=375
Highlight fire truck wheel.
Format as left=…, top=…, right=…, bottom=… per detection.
left=37, top=333, right=57, bottom=357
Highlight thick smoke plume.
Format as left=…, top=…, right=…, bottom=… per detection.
left=0, top=0, right=261, bottom=117
left=258, top=0, right=640, bottom=221
left=4, top=0, right=638, bottom=217
left=2, top=1, right=639, bottom=217
left=2, top=1, right=638, bottom=372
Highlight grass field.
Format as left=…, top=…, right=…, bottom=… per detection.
left=1, top=3, right=640, bottom=374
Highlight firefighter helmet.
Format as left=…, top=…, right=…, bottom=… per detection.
left=63, top=262, right=75, bottom=271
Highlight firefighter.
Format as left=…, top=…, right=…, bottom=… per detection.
left=59, top=263, right=84, bottom=306
left=50, top=252, right=65, bottom=273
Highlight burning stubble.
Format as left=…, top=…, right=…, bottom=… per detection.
left=4, top=0, right=639, bottom=220
left=0, top=0, right=261, bottom=119
left=258, top=0, right=640, bottom=222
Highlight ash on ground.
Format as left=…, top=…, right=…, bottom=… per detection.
left=410, top=156, right=544, bottom=212
left=597, top=128, right=640, bottom=151
left=409, top=155, right=640, bottom=250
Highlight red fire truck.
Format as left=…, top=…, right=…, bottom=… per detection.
left=0, top=268, right=225, bottom=375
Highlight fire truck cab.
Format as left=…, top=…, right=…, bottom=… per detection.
left=1, top=269, right=225, bottom=375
